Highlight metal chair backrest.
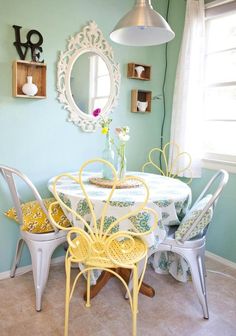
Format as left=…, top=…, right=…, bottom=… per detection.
left=0, top=165, right=58, bottom=232
left=180, top=169, right=229, bottom=242
left=142, top=142, right=192, bottom=184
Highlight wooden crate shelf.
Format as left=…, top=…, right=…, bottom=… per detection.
left=131, top=90, right=152, bottom=113
left=127, top=63, right=151, bottom=81
left=12, top=60, right=47, bottom=98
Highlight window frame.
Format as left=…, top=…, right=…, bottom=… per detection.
left=88, top=54, right=110, bottom=114
left=203, top=0, right=236, bottom=171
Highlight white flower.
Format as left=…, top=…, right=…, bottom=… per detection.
left=115, top=126, right=130, bottom=142
left=118, top=133, right=130, bottom=142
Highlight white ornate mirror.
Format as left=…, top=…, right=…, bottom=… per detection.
left=57, top=21, right=120, bottom=132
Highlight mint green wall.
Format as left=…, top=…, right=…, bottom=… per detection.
left=0, top=0, right=186, bottom=273
left=3, top=0, right=233, bottom=273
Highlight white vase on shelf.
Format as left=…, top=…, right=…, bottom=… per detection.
left=22, top=76, right=38, bottom=96
left=135, top=65, right=145, bottom=78
left=137, top=101, right=148, bottom=112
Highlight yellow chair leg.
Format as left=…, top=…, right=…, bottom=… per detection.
left=132, top=266, right=138, bottom=336
left=86, top=269, right=91, bottom=308
left=64, top=259, right=71, bottom=336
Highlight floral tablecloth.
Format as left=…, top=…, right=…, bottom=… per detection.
left=48, top=171, right=192, bottom=282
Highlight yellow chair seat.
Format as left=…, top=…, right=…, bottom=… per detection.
left=69, top=235, right=147, bottom=268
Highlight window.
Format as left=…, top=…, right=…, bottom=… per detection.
left=203, top=1, right=236, bottom=165
left=89, top=55, right=110, bottom=113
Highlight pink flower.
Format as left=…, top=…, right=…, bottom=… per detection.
left=92, top=108, right=101, bottom=117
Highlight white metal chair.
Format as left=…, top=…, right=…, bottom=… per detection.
left=0, top=165, right=67, bottom=311
left=156, top=169, right=229, bottom=319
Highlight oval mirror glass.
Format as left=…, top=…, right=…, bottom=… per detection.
left=70, top=52, right=111, bottom=115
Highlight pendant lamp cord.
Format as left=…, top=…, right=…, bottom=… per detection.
left=159, top=0, right=171, bottom=169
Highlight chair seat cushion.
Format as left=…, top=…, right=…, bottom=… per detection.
left=69, top=235, right=147, bottom=268
left=4, top=197, right=71, bottom=233
left=175, top=194, right=213, bottom=241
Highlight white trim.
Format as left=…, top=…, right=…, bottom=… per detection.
left=204, top=152, right=236, bottom=163
left=203, top=158, right=236, bottom=174
left=0, top=256, right=65, bottom=281
left=205, top=0, right=235, bottom=9
left=206, top=250, right=236, bottom=269
left=206, top=80, right=236, bottom=88
left=205, top=1, right=236, bottom=18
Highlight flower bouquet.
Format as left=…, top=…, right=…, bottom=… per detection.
left=93, top=109, right=130, bottom=181
left=93, top=109, right=114, bottom=180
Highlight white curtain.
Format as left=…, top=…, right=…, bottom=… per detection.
left=169, top=0, right=205, bottom=178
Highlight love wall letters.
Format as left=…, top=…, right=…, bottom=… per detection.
left=13, top=25, right=44, bottom=63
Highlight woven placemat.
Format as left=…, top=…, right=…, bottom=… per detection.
left=89, top=176, right=142, bottom=189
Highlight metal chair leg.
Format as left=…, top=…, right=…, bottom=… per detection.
left=198, top=254, right=209, bottom=318
left=187, top=252, right=209, bottom=319
left=10, top=238, right=25, bottom=278
left=132, top=266, right=138, bottom=336
left=27, top=241, right=56, bottom=312
left=65, top=258, right=71, bottom=336
left=86, top=269, right=91, bottom=308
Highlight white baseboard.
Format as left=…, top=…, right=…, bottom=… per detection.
left=0, top=256, right=65, bottom=281
left=206, top=250, right=236, bottom=270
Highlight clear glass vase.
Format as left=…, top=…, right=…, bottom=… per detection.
left=117, top=143, right=127, bottom=181
left=102, top=134, right=115, bottom=180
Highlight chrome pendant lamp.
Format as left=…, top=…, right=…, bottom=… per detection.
left=110, top=0, right=175, bottom=46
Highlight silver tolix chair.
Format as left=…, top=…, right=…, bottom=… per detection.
left=0, top=165, right=67, bottom=311
left=156, top=169, right=229, bottom=319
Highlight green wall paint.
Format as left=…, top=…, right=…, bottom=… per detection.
left=2, top=0, right=234, bottom=273
left=0, top=0, right=185, bottom=273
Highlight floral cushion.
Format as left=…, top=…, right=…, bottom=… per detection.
left=4, top=197, right=71, bottom=233
left=175, top=195, right=213, bottom=241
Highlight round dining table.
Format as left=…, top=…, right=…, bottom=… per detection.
left=48, top=171, right=192, bottom=296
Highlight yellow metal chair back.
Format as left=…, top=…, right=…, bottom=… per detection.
left=48, top=158, right=158, bottom=336
left=142, top=142, right=192, bottom=184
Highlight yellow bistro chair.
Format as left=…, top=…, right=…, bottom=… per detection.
left=142, top=142, right=192, bottom=184
left=48, top=158, right=158, bottom=336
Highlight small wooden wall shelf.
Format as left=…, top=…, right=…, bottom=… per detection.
left=131, top=90, right=152, bottom=113
left=127, top=63, right=151, bottom=81
left=12, top=60, right=47, bottom=98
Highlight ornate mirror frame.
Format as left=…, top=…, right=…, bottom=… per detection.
left=57, top=21, right=120, bottom=132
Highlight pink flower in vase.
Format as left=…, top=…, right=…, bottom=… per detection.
left=92, top=108, right=101, bottom=117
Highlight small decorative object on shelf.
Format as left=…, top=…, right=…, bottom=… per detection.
left=115, top=127, right=130, bottom=181
left=12, top=60, right=46, bottom=98
left=93, top=109, right=115, bottom=180
left=131, top=90, right=152, bottom=113
left=137, top=100, right=148, bottom=112
left=127, top=63, right=151, bottom=81
left=135, top=65, right=145, bottom=78
left=22, top=76, right=38, bottom=96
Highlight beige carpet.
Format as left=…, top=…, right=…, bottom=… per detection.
left=0, top=257, right=236, bottom=336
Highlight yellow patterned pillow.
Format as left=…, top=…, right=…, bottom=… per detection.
left=4, top=197, right=71, bottom=233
